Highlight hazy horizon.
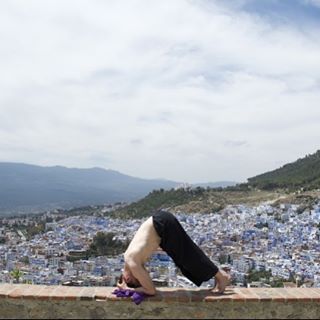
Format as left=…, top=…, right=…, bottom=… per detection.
left=0, top=161, right=240, bottom=184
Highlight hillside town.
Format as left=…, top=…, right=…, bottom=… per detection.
left=0, top=201, right=320, bottom=289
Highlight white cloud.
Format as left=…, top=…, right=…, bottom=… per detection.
left=303, top=0, right=320, bottom=7
left=0, top=0, right=320, bottom=183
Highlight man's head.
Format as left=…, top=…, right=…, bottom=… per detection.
left=120, top=271, right=141, bottom=289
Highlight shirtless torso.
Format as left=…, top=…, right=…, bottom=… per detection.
left=119, top=217, right=160, bottom=295
left=124, top=217, right=161, bottom=264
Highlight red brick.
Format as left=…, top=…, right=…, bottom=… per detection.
left=310, top=288, right=320, bottom=295
left=236, top=288, right=260, bottom=302
left=272, top=288, right=299, bottom=302
left=0, top=284, right=16, bottom=298
left=204, top=289, right=234, bottom=302
left=231, top=293, right=247, bottom=302
left=49, top=286, right=79, bottom=301
left=269, top=288, right=286, bottom=302
left=189, top=288, right=212, bottom=302
left=20, top=285, right=38, bottom=300
left=248, top=288, right=272, bottom=301
left=35, top=286, right=59, bottom=301
left=174, top=289, right=191, bottom=303
left=8, top=287, right=25, bottom=299
left=94, top=287, right=113, bottom=300
left=285, top=288, right=312, bottom=302
left=294, top=288, right=320, bottom=302
left=65, top=287, right=83, bottom=301
left=78, top=287, right=95, bottom=301
left=157, top=288, right=181, bottom=303
left=223, top=288, right=246, bottom=302
left=308, top=288, right=320, bottom=302
left=159, top=288, right=190, bottom=302
left=146, top=290, right=163, bottom=302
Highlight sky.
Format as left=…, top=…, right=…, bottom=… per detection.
left=1, top=0, right=320, bottom=183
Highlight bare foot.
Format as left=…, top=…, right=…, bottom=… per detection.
left=213, top=270, right=231, bottom=294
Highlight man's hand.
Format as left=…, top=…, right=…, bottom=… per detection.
left=117, top=279, right=129, bottom=290
left=213, top=270, right=231, bottom=294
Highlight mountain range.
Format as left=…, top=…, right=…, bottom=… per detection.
left=2, top=149, right=319, bottom=215
left=0, top=162, right=236, bottom=215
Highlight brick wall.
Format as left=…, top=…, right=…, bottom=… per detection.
left=1, top=284, right=320, bottom=319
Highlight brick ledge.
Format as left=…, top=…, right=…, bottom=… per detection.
left=1, top=284, right=320, bottom=303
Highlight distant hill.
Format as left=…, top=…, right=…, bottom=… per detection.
left=247, top=150, right=320, bottom=190
left=112, top=188, right=203, bottom=219
left=0, top=162, right=234, bottom=215
left=112, top=187, right=281, bottom=219
left=0, top=163, right=178, bottom=215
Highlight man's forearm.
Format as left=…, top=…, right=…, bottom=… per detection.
left=127, top=260, right=157, bottom=295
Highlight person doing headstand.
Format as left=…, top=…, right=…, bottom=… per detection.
left=117, top=210, right=231, bottom=295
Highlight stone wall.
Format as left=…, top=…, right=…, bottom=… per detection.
left=1, top=284, right=320, bottom=319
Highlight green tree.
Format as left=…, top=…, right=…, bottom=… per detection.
left=26, top=222, right=45, bottom=239
left=270, top=279, right=284, bottom=287
left=218, top=254, right=228, bottom=264
left=248, top=270, right=272, bottom=282
left=21, top=256, right=29, bottom=265
left=10, top=269, right=23, bottom=283
left=88, top=232, right=129, bottom=257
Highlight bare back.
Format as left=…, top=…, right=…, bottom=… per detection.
left=124, top=217, right=161, bottom=264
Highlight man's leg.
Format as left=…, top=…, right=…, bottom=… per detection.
left=153, top=210, right=223, bottom=288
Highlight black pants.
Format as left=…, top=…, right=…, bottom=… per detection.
left=152, top=210, right=219, bottom=286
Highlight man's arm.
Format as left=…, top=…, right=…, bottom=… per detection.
left=127, top=260, right=156, bottom=295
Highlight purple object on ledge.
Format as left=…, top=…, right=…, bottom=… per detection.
left=112, top=288, right=146, bottom=305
